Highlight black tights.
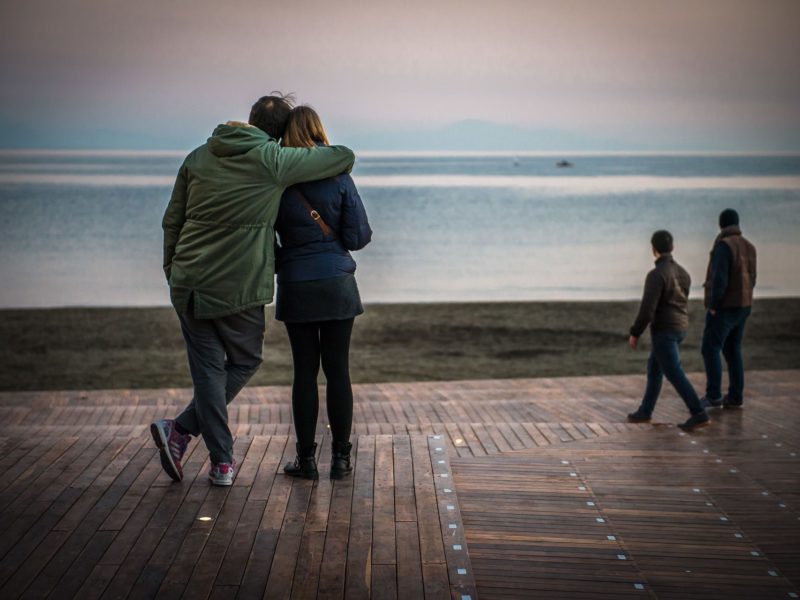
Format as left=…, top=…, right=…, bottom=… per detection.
left=285, top=318, right=354, bottom=450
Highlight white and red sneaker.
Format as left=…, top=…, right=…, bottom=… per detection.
left=209, top=460, right=236, bottom=486
left=150, top=419, right=190, bottom=482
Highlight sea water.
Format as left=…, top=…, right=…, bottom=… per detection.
left=1, top=150, right=798, bottom=308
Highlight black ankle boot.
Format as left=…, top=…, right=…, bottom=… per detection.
left=331, top=440, right=353, bottom=479
left=284, top=442, right=319, bottom=480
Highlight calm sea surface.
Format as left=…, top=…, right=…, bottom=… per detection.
left=1, top=150, right=799, bottom=308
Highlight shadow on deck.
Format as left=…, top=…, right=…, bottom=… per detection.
left=0, top=370, right=798, bottom=599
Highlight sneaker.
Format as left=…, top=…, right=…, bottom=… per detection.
left=627, top=410, right=652, bottom=423
left=700, top=395, right=723, bottom=409
left=722, top=395, right=743, bottom=409
left=150, top=419, right=190, bottom=482
left=678, top=412, right=711, bottom=431
left=209, top=460, right=236, bottom=486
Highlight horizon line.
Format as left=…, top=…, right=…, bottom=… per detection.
left=1, top=149, right=800, bottom=158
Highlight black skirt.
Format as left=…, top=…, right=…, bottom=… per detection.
left=275, top=274, right=364, bottom=323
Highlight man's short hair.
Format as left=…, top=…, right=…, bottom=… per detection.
left=719, top=208, right=740, bottom=229
left=651, top=230, right=674, bottom=254
left=248, top=93, right=295, bottom=139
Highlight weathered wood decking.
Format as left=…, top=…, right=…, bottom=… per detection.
left=0, top=370, right=798, bottom=599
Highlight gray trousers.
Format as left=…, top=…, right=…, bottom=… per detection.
left=175, top=305, right=265, bottom=464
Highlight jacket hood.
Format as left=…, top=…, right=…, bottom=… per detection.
left=207, top=122, right=273, bottom=157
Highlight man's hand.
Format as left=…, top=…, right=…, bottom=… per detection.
left=709, top=309, right=717, bottom=316
left=629, top=335, right=639, bottom=349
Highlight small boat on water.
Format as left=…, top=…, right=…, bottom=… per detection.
left=556, top=160, right=574, bottom=168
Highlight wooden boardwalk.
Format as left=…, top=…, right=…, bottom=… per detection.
left=0, top=370, right=798, bottom=599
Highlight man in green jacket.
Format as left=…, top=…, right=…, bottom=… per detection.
left=151, top=95, right=356, bottom=486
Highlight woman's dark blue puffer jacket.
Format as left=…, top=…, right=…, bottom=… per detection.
left=275, top=173, right=372, bottom=283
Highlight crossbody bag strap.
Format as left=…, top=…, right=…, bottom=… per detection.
left=294, top=188, right=337, bottom=239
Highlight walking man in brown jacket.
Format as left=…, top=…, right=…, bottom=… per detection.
left=701, top=209, right=757, bottom=409
left=628, top=230, right=710, bottom=430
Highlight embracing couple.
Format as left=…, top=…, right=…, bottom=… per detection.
left=151, top=94, right=372, bottom=485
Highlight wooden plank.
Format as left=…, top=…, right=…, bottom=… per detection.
left=316, top=449, right=356, bottom=600
left=289, top=530, right=326, bottom=600
left=508, top=421, right=537, bottom=449
left=0, top=435, right=134, bottom=594
left=411, top=436, right=445, bottom=565
left=237, top=437, right=294, bottom=599
left=0, top=436, right=78, bottom=515
left=371, top=563, right=398, bottom=600
left=458, top=423, right=488, bottom=456
left=396, top=521, right=424, bottom=600
left=0, top=371, right=799, bottom=598
left=248, top=435, right=288, bottom=502
left=0, top=436, right=85, bottom=526
left=0, top=434, right=106, bottom=548
left=262, top=476, right=315, bottom=599
left=209, top=584, right=239, bottom=600
left=344, top=435, right=375, bottom=598
left=73, top=563, right=118, bottom=600
left=5, top=437, right=146, bottom=597
left=304, top=436, right=334, bottom=533
left=469, top=423, right=499, bottom=455
left=36, top=529, right=117, bottom=600
left=372, top=434, right=396, bottom=566
left=428, top=436, right=478, bottom=600
left=92, top=438, right=206, bottom=599
left=496, top=422, right=525, bottom=451
left=127, top=455, right=214, bottom=598
left=212, top=497, right=265, bottom=587
left=180, top=486, right=249, bottom=598
left=393, top=435, right=416, bottom=523
left=421, top=562, right=450, bottom=600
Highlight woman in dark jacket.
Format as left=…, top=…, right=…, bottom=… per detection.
left=276, top=106, right=372, bottom=480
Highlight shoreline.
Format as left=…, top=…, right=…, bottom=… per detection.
left=1, top=298, right=798, bottom=392
left=4, top=291, right=800, bottom=311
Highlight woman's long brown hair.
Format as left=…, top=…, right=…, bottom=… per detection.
left=281, top=105, right=330, bottom=148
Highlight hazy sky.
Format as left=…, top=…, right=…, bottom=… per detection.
left=1, top=0, right=798, bottom=149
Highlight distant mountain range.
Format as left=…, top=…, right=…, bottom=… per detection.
left=2, top=117, right=795, bottom=152
left=345, top=120, right=650, bottom=152
left=0, top=118, right=649, bottom=151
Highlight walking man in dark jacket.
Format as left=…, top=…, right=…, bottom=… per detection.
left=701, top=209, right=757, bottom=409
left=628, top=230, right=710, bottom=430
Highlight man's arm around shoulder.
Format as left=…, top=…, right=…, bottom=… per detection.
left=264, top=143, right=355, bottom=188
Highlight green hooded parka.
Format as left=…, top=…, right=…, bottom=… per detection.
left=162, top=123, right=355, bottom=318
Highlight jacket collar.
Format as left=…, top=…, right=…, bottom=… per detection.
left=720, top=224, right=742, bottom=238
left=714, top=224, right=742, bottom=246
left=655, top=253, right=672, bottom=265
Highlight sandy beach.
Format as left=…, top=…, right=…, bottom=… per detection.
left=1, top=297, right=798, bottom=391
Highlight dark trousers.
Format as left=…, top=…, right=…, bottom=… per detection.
left=640, top=331, right=704, bottom=416
left=175, top=306, right=265, bottom=463
left=285, top=318, right=355, bottom=451
left=701, top=307, right=751, bottom=402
